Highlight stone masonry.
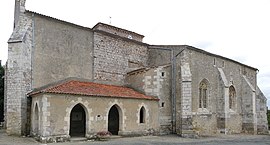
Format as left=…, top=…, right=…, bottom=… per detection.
left=6, top=0, right=32, bottom=135
left=93, top=29, right=148, bottom=86
left=5, top=0, right=268, bottom=140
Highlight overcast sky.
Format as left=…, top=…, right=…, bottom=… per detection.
left=1, top=0, right=270, bottom=107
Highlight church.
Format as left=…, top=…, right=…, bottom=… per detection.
left=4, top=0, right=268, bottom=143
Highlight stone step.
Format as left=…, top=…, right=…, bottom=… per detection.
left=110, top=135, right=122, bottom=139
left=69, top=137, right=88, bottom=142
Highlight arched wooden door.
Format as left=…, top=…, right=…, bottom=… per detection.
left=70, top=104, right=86, bottom=137
left=108, top=105, right=120, bottom=135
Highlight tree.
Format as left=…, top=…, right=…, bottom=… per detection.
left=0, top=63, right=4, bottom=122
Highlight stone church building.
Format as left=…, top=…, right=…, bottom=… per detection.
left=4, top=0, right=268, bottom=142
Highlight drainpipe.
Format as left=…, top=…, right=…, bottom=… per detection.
left=171, top=48, right=185, bottom=134
left=148, top=46, right=185, bottom=134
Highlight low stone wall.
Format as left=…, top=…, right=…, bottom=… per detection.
left=36, top=135, right=70, bottom=143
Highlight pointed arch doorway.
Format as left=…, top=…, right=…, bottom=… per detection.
left=70, top=104, right=86, bottom=137
left=108, top=105, right=120, bottom=135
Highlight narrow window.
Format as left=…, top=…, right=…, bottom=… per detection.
left=140, top=107, right=146, bottom=123
left=199, top=79, right=209, bottom=108
left=199, top=88, right=202, bottom=108
left=203, top=89, right=207, bottom=108
left=229, top=86, right=236, bottom=109
left=213, top=58, right=216, bottom=65
left=161, top=102, right=165, bottom=107
left=34, top=103, right=39, bottom=133
left=161, top=72, right=165, bottom=77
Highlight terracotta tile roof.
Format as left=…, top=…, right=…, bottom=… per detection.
left=28, top=80, right=158, bottom=101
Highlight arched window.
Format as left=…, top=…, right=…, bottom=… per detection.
left=229, top=86, right=236, bottom=109
left=33, top=103, right=39, bottom=133
left=139, top=106, right=146, bottom=123
left=199, top=79, right=209, bottom=108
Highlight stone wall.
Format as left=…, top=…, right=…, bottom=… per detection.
left=32, top=15, right=94, bottom=88
left=147, top=47, right=171, bottom=66
left=6, top=11, right=33, bottom=135
left=93, top=23, right=144, bottom=42
left=126, top=65, right=172, bottom=134
left=187, top=46, right=258, bottom=135
left=178, top=48, right=195, bottom=137
left=93, top=32, right=148, bottom=85
left=145, top=45, right=264, bottom=136
left=129, top=45, right=268, bottom=136
left=241, top=75, right=257, bottom=134
left=256, top=86, right=268, bottom=134
left=31, top=94, right=159, bottom=143
left=147, top=46, right=187, bottom=135
left=4, top=63, right=7, bottom=128
left=6, top=8, right=95, bottom=135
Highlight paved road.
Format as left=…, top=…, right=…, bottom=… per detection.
left=59, top=135, right=270, bottom=145
left=0, top=129, right=269, bottom=145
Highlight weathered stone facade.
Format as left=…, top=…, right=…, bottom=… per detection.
left=32, top=14, right=94, bottom=88
left=126, top=65, right=172, bottom=134
left=5, top=0, right=268, bottom=142
left=127, top=45, right=268, bottom=137
left=93, top=30, right=148, bottom=85
left=30, top=92, right=159, bottom=143
left=6, top=0, right=32, bottom=134
left=256, top=87, right=269, bottom=134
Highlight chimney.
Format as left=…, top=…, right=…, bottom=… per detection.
left=14, top=0, right=26, bottom=29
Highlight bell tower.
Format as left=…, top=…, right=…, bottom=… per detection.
left=14, top=0, right=26, bottom=29
left=6, top=0, right=31, bottom=135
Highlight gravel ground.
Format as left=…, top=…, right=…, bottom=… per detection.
left=0, top=129, right=269, bottom=145
left=0, top=130, right=39, bottom=145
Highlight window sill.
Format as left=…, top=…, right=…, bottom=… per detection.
left=195, top=108, right=211, bottom=115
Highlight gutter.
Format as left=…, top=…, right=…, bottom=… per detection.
left=171, top=47, right=186, bottom=134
